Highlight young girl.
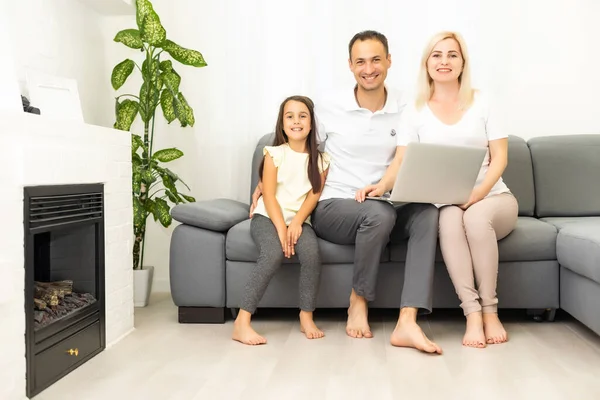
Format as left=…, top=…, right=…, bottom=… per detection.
left=232, top=95, right=330, bottom=346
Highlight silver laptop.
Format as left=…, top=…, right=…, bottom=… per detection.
left=368, top=142, right=487, bottom=205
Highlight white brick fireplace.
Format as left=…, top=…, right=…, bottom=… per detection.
left=0, top=111, right=134, bottom=399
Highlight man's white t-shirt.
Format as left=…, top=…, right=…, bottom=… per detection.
left=396, top=91, right=510, bottom=199
left=315, top=86, right=406, bottom=201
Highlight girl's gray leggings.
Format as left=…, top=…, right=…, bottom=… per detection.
left=240, top=214, right=322, bottom=314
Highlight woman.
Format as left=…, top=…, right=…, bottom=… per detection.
left=398, top=31, right=518, bottom=348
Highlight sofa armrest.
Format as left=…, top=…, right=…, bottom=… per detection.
left=171, top=198, right=249, bottom=232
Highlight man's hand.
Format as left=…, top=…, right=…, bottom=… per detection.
left=355, top=183, right=386, bottom=203
left=459, top=186, right=488, bottom=210
left=249, top=183, right=263, bottom=217
left=287, top=220, right=303, bottom=256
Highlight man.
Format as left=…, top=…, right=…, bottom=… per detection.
left=252, top=31, right=442, bottom=354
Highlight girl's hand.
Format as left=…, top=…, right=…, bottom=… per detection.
left=287, top=221, right=303, bottom=256
left=459, top=186, right=488, bottom=210
left=277, top=228, right=291, bottom=258
left=355, top=183, right=386, bottom=203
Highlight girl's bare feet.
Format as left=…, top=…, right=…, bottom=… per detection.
left=463, top=312, right=486, bottom=348
left=483, top=312, right=508, bottom=344
left=299, top=311, right=325, bottom=339
left=231, top=310, right=267, bottom=345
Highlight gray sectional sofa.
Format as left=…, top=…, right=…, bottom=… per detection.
left=169, top=134, right=600, bottom=336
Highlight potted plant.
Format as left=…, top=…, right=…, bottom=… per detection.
left=111, top=0, right=206, bottom=306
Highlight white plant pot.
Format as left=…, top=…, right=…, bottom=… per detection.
left=133, top=265, right=154, bottom=307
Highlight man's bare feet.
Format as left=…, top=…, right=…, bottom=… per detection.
left=346, top=289, right=373, bottom=338
left=299, top=311, right=325, bottom=339
left=483, top=312, right=508, bottom=344
left=390, top=308, right=442, bottom=354
left=463, top=312, right=486, bottom=348
left=231, top=310, right=267, bottom=346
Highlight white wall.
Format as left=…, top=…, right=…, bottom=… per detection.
left=3, top=0, right=114, bottom=127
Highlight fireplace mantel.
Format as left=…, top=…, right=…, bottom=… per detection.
left=0, top=111, right=134, bottom=399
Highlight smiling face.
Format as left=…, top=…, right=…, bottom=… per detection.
left=282, top=100, right=311, bottom=142
left=426, top=38, right=464, bottom=84
left=349, top=39, right=391, bottom=92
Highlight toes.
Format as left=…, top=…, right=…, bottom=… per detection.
left=364, top=330, right=373, bottom=339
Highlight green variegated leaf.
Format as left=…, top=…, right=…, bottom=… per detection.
left=152, top=148, right=183, bottom=162
left=114, top=29, right=143, bottom=49
left=180, top=194, right=196, bottom=203
left=153, top=198, right=172, bottom=227
left=111, top=59, right=135, bottom=90
left=139, top=81, right=160, bottom=121
left=132, top=135, right=145, bottom=155
left=144, top=198, right=156, bottom=220
left=114, top=99, right=139, bottom=131
left=133, top=196, right=144, bottom=227
left=163, top=40, right=207, bottom=67
left=135, top=0, right=153, bottom=31
left=159, top=60, right=173, bottom=72
left=142, top=168, right=156, bottom=184
left=165, top=190, right=180, bottom=203
left=142, top=58, right=160, bottom=82
left=161, top=71, right=180, bottom=94
left=140, top=10, right=166, bottom=46
left=133, top=171, right=142, bottom=194
left=173, top=93, right=195, bottom=127
left=160, top=89, right=176, bottom=123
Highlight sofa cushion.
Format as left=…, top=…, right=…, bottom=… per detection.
left=226, top=219, right=390, bottom=264
left=556, top=223, right=600, bottom=284
left=541, top=217, right=600, bottom=231
left=502, top=135, right=536, bottom=216
left=528, top=135, right=600, bottom=217
left=390, top=217, right=557, bottom=262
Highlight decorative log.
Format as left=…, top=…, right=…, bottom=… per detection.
left=33, top=298, right=47, bottom=310
left=36, top=280, right=73, bottom=298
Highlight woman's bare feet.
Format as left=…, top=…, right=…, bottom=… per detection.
left=299, top=311, right=325, bottom=339
left=231, top=310, right=267, bottom=346
left=390, top=308, right=442, bottom=354
left=346, top=289, right=373, bottom=338
left=483, top=312, right=508, bottom=344
left=463, top=312, right=486, bottom=348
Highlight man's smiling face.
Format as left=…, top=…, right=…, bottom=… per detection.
left=349, top=39, right=391, bottom=92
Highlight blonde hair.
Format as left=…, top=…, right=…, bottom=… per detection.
left=415, top=31, right=475, bottom=110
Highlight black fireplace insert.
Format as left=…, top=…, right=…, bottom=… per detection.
left=24, top=184, right=106, bottom=398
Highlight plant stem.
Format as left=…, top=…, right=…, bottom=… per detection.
left=116, top=94, right=140, bottom=101
left=149, top=188, right=166, bottom=197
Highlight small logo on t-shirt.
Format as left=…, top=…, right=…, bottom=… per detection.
left=390, top=129, right=396, bottom=136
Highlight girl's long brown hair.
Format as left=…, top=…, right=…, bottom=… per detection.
left=258, top=95, right=323, bottom=194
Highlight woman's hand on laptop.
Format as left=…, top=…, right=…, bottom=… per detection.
left=355, top=183, right=386, bottom=203
left=459, top=186, right=488, bottom=210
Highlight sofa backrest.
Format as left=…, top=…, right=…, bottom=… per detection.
left=503, top=135, right=536, bottom=216
left=250, top=133, right=538, bottom=216
left=528, top=134, right=600, bottom=217
left=249, top=133, right=275, bottom=203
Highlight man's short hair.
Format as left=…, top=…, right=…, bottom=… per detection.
left=348, top=30, right=389, bottom=60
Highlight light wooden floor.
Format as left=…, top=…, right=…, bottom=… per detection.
left=35, top=293, right=600, bottom=400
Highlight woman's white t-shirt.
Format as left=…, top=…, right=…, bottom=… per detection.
left=253, top=143, right=331, bottom=225
left=397, top=91, right=511, bottom=203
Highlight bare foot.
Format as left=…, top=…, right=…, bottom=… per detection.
left=483, top=312, right=508, bottom=344
left=390, top=310, right=442, bottom=354
left=232, top=311, right=267, bottom=346
left=346, top=290, right=373, bottom=338
left=299, top=311, right=325, bottom=339
left=463, top=312, right=486, bottom=348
